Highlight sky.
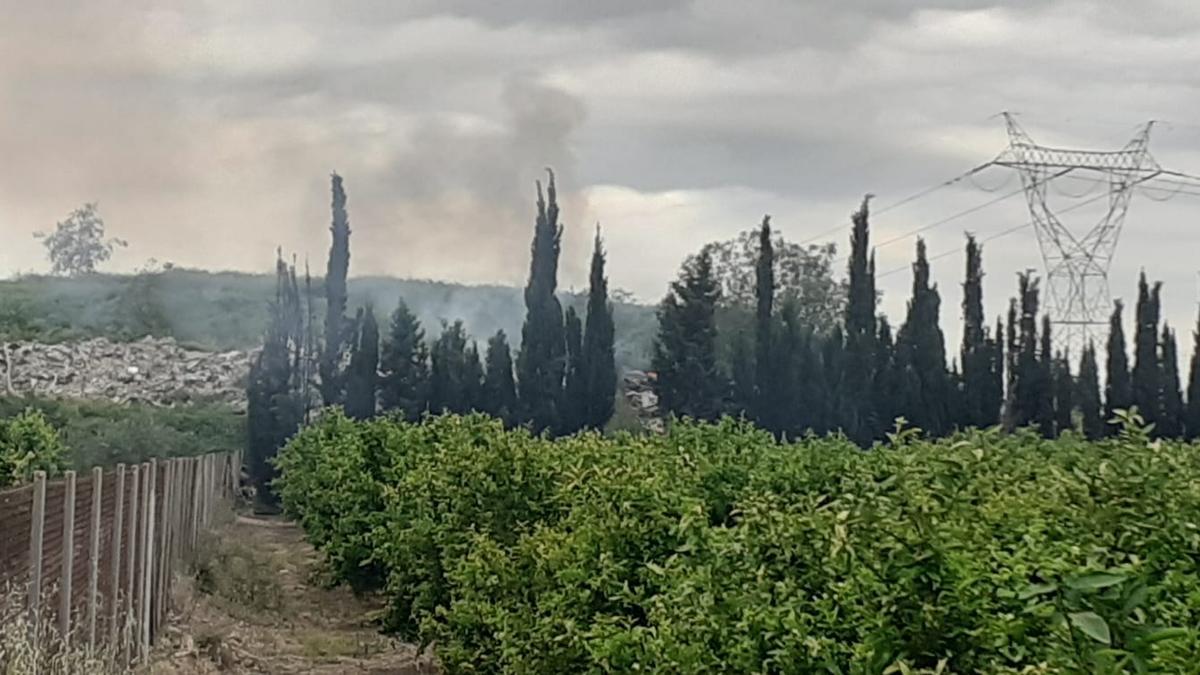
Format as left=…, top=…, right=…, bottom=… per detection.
left=3, top=0, right=1200, bottom=355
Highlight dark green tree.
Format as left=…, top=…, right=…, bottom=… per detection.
left=581, top=228, right=617, bottom=430
left=517, top=170, right=567, bottom=433
left=843, top=198, right=878, bottom=444
left=344, top=306, right=379, bottom=420
left=562, top=306, right=586, bottom=434
left=727, top=327, right=755, bottom=417
left=652, top=249, right=724, bottom=421
left=464, top=341, right=484, bottom=413
left=754, top=215, right=776, bottom=431
left=319, top=173, right=352, bottom=406
left=482, top=330, right=518, bottom=426
left=1077, top=343, right=1103, bottom=439
left=1132, top=273, right=1164, bottom=427
left=1051, top=350, right=1073, bottom=437
left=894, top=239, right=949, bottom=436
left=246, top=254, right=306, bottom=501
left=1007, top=273, right=1041, bottom=430
left=1036, top=315, right=1056, bottom=438
left=1159, top=324, right=1183, bottom=438
left=1187, top=313, right=1200, bottom=440
left=961, top=235, right=1002, bottom=429
left=1105, top=300, right=1133, bottom=430
left=379, top=299, right=429, bottom=421
left=873, top=316, right=899, bottom=432
left=430, top=320, right=476, bottom=415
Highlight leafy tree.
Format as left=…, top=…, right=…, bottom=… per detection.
left=246, top=254, right=306, bottom=501
left=653, top=249, right=724, bottom=421
left=1077, top=343, right=1103, bottom=440
left=379, top=299, right=430, bottom=421
left=0, top=410, right=67, bottom=488
left=581, top=228, right=617, bottom=430
left=1159, top=324, right=1183, bottom=438
left=1186, top=313, right=1200, bottom=440
left=1105, top=300, right=1133, bottom=430
left=727, top=327, right=755, bottom=417
left=562, top=306, right=586, bottom=434
left=345, top=306, right=380, bottom=420
left=961, top=235, right=1002, bottom=429
left=1007, top=273, right=1041, bottom=430
left=320, top=173, right=352, bottom=407
left=464, top=341, right=484, bottom=414
left=702, top=227, right=844, bottom=328
left=482, top=330, right=518, bottom=426
left=36, top=203, right=127, bottom=276
left=894, top=239, right=949, bottom=436
left=430, top=321, right=477, bottom=415
left=517, top=169, right=567, bottom=433
left=1132, top=273, right=1163, bottom=428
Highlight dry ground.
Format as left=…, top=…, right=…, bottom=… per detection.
left=147, top=515, right=436, bottom=674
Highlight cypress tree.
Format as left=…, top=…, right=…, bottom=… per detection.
left=986, top=315, right=1005, bottom=428
left=728, top=328, right=755, bottom=417
left=1077, top=343, right=1103, bottom=439
left=961, top=235, right=1000, bottom=428
left=1159, top=324, right=1183, bottom=438
left=873, top=317, right=899, bottom=432
left=754, top=215, right=776, bottom=432
left=895, top=238, right=949, bottom=436
left=1187, top=313, right=1200, bottom=440
left=1004, top=298, right=1019, bottom=429
left=344, top=306, right=379, bottom=420
left=464, top=341, right=484, bottom=413
left=1008, top=273, right=1041, bottom=430
left=652, top=249, right=724, bottom=421
left=517, top=169, right=567, bottom=433
left=1036, top=315, right=1055, bottom=438
left=1105, top=300, right=1133, bottom=429
left=320, top=173, right=352, bottom=406
left=581, top=227, right=617, bottom=430
left=821, top=327, right=848, bottom=436
left=482, top=330, right=518, bottom=426
left=246, top=254, right=306, bottom=501
left=430, top=320, right=473, bottom=414
left=379, top=299, right=430, bottom=421
left=1051, top=350, right=1073, bottom=437
left=1132, top=273, right=1164, bottom=426
left=844, top=197, right=878, bottom=444
left=563, top=306, right=586, bottom=434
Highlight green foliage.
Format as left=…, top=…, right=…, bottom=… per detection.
left=1132, top=274, right=1163, bottom=428
left=653, top=249, right=724, bottom=421
left=895, top=239, right=950, bottom=436
left=34, top=203, right=127, bottom=276
left=1106, top=300, right=1134, bottom=432
left=345, top=306, right=380, bottom=420
left=581, top=229, right=617, bottom=431
left=0, top=396, right=242, bottom=470
left=0, top=410, right=67, bottom=487
left=320, top=172, right=353, bottom=407
left=481, top=331, right=517, bottom=426
left=278, top=415, right=1200, bottom=674
left=379, top=299, right=430, bottom=421
left=429, top=321, right=481, bottom=415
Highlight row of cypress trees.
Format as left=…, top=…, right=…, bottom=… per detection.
left=247, top=170, right=618, bottom=495
left=653, top=197, right=1200, bottom=443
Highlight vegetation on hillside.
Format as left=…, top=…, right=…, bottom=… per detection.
left=276, top=411, right=1200, bottom=674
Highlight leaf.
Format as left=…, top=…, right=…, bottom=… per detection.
left=645, top=562, right=666, bottom=576
left=1069, top=611, right=1111, bottom=645
left=1018, top=583, right=1058, bottom=599
left=1133, top=627, right=1189, bottom=645
left=1065, top=572, right=1126, bottom=592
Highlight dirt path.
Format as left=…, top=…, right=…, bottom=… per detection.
left=148, top=515, right=435, bottom=674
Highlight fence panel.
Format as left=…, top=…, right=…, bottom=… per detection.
left=0, top=451, right=239, bottom=666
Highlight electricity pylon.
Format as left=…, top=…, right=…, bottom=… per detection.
left=993, top=113, right=1162, bottom=352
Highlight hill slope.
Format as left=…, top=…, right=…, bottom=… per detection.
left=0, top=269, right=657, bottom=371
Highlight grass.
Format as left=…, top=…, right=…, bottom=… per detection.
left=0, top=396, right=244, bottom=470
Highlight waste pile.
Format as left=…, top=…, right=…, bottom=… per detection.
left=622, top=369, right=664, bottom=433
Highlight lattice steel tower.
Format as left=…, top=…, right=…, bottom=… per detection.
left=993, top=113, right=1162, bottom=351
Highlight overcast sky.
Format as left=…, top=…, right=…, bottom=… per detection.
left=4, top=0, right=1200, bottom=354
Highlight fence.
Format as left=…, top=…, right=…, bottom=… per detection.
left=0, top=450, right=241, bottom=666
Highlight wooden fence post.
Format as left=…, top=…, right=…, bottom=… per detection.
left=59, top=470, right=77, bottom=646
left=140, top=459, right=155, bottom=659
left=124, top=465, right=139, bottom=661
left=87, top=466, right=102, bottom=652
left=109, top=464, right=125, bottom=647
left=190, top=457, right=201, bottom=551
left=27, top=471, right=47, bottom=642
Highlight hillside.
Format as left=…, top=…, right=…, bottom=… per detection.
left=0, top=269, right=658, bottom=371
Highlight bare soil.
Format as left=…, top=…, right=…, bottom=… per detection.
left=147, top=515, right=436, bottom=674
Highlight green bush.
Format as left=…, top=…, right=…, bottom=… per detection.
left=276, top=415, right=1200, bottom=674
left=0, top=410, right=67, bottom=487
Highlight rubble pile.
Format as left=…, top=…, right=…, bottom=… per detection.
left=1, top=337, right=254, bottom=408
left=622, top=370, right=664, bottom=433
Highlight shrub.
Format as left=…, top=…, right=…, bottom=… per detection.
left=0, top=410, right=67, bottom=487
left=277, top=415, right=1200, bottom=673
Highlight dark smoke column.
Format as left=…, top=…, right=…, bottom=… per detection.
left=320, top=172, right=352, bottom=407
left=517, top=169, right=566, bottom=434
